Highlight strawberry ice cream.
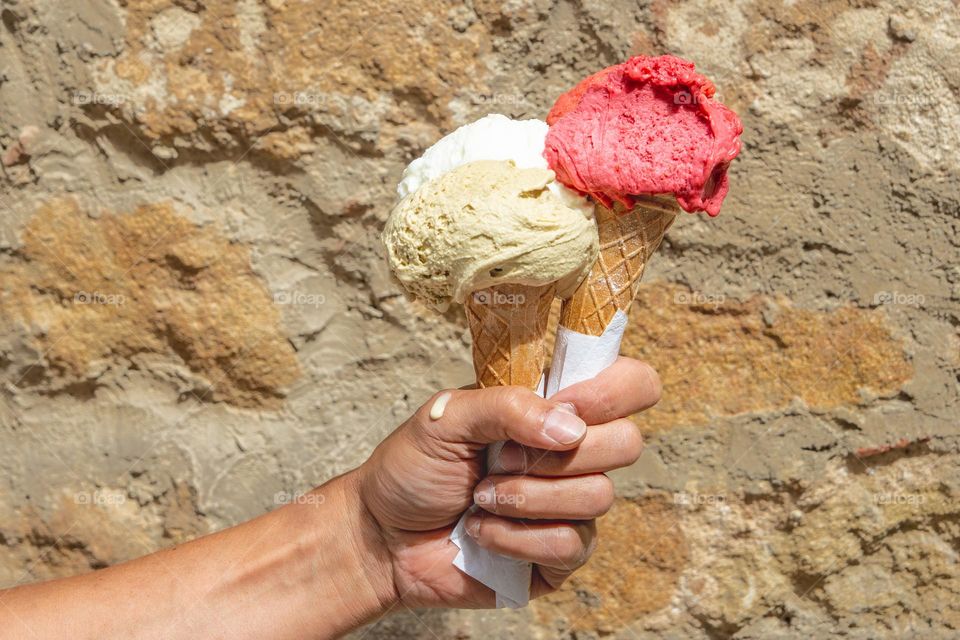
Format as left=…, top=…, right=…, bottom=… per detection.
left=544, top=55, right=743, bottom=216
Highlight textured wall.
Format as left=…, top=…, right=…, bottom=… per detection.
left=0, top=0, right=957, bottom=638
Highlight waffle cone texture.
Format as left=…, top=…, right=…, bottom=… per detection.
left=559, top=197, right=678, bottom=336
left=465, top=282, right=555, bottom=389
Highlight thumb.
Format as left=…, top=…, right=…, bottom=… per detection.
left=416, top=386, right=587, bottom=451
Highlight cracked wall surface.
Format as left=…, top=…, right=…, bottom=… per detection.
left=1, top=0, right=958, bottom=638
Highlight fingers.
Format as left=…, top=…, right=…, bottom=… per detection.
left=464, top=513, right=597, bottom=571
left=474, top=473, right=614, bottom=519
left=489, top=418, right=643, bottom=476
left=550, top=356, right=661, bottom=425
left=410, top=357, right=658, bottom=455
left=414, top=386, right=587, bottom=451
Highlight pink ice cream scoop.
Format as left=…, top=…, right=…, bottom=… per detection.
left=544, top=55, right=743, bottom=216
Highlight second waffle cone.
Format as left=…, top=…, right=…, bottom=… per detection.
left=465, top=282, right=555, bottom=389
left=559, top=197, right=678, bottom=336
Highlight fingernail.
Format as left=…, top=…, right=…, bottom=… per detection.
left=543, top=406, right=587, bottom=444
left=465, top=514, right=482, bottom=538
left=474, top=479, right=496, bottom=508
left=494, top=444, right=525, bottom=473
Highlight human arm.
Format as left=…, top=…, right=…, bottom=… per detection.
left=0, top=357, right=660, bottom=639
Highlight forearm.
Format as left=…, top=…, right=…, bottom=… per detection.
left=0, top=471, right=396, bottom=640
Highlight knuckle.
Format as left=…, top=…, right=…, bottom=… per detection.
left=499, top=480, right=523, bottom=513
left=591, top=383, right=619, bottom=422
left=512, top=444, right=530, bottom=474
left=495, top=386, right=544, bottom=436
left=490, top=479, right=523, bottom=515
left=525, top=450, right=554, bottom=475
left=553, top=525, right=587, bottom=565
left=484, top=518, right=508, bottom=548
left=497, top=386, right=533, bottom=421
left=581, top=525, right=599, bottom=560
left=541, top=451, right=565, bottom=472
left=617, top=419, right=645, bottom=464
left=535, top=567, right=569, bottom=594
left=592, top=475, right=616, bottom=515
left=637, top=362, right=663, bottom=406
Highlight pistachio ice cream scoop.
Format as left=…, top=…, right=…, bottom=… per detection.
left=382, top=159, right=598, bottom=310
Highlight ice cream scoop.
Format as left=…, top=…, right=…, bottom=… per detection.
left=544, top=54, right=742, bottom=401
left=398, top=113, right=592, bottom=216
left=383, top=159, right=598, bottom=310
left=544, top=55, right=743, bottom=216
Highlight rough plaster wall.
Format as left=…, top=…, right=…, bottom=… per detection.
left=0, top=0, right=957, bottom=638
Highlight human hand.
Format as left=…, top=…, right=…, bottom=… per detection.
left=0, top=357, right=661, bottom=640
left=351, top=357, right=662, bottom=609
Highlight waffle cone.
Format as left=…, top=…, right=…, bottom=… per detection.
left=559, top=196, right=678, bottom=336
left=465, top=282, right=556, bottom=389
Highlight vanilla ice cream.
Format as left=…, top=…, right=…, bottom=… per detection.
left=383, top=160, right=598, bottom=310
left=397, top=114, right=592, bottom=215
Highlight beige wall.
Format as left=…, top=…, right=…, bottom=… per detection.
left=0, top=0, right=957, bottom=637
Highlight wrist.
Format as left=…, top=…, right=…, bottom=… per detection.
left=227, top=471, right=398, bottom=638
left=330, top=469, right=400, bottom=617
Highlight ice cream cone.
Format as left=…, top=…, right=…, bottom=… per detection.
left=559, top=196, right=678, bottom=336
left=465, top=282, right=556, bottom=389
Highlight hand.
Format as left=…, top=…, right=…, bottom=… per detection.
left=353, top=357, right=662, bottom=609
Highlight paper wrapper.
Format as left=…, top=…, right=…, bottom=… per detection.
left=546, top=310, right=628, bottom=395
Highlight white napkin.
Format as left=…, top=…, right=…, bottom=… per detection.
left=546, top=310, right=628, bottom=396
left=450, top=505, right=531, bottom=608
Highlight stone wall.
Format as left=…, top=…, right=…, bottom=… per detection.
left=1, top=0, right=957, bottom=637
